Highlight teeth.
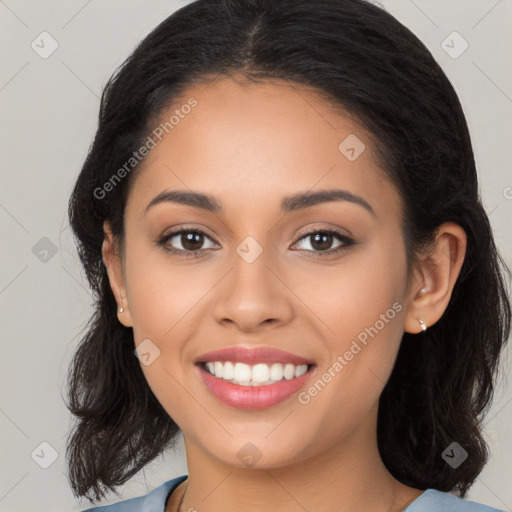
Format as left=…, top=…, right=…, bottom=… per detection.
left=222, top=361, right=234, bottom=379
left=203, top=361, right=309, bottom=385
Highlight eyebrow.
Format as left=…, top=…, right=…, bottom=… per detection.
left=144, top=188, right=376, bottom=217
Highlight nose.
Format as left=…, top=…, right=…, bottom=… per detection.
left=212, top=251, right=295, bottom=332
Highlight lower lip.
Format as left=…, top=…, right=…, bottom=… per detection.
left=196, top=363, right=316, bottom=410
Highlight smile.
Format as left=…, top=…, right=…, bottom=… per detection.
left=196, top=361, right=317, bottom=409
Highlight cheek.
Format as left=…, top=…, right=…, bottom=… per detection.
left=340, top=245, right=406, bottom=364
left=292, top=236, right=406, bottom=341
left=122, top=247, right=209, bottom=421
left=124, top=243, right=214, bottom=340
left=297, top=237, right=407, bottom=399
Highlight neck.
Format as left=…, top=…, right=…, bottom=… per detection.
left=176, top=405, right=422, bottom=512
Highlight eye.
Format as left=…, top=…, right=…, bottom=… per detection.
left=157, top=228, right=219, bottom=257
left=291, top=228, right=354, bottom=256
left=156, top=227, right=354, bottom=258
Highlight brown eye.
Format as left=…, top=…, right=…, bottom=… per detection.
left=180, top=232, right=205, bottom=251
left=157, top=229, right=218, bottom=256
left=292, top=229, right=355, bottom=256
left=309, top=232, right=334, bottom=251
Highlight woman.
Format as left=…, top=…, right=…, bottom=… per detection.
left=66, top=0, right=511, bottom=511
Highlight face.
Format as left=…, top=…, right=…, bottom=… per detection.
left=107, top=76, right=418, bottom=470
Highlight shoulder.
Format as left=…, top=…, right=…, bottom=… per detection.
left=405, top=488, right=507, bottom=512
left=80, top=474, right=188, bottom=512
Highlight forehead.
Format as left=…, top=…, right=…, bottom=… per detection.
left=126, top=76, right=402, bottom=222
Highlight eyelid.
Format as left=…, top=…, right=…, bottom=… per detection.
left=293, top=225, right=351, bottom=242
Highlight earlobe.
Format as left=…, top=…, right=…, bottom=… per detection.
left=101, top=221, right=134, bottom=327
left=116, top=304, right=132, bottom=328
left=403, top=222, right=467, bottom=334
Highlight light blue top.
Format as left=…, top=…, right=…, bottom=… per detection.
left=81, top=474, right=506, bottom=512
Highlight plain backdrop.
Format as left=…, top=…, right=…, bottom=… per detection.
left=0, top=1, right=511, bottom=511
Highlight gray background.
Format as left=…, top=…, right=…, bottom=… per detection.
left=0, top=1, right=511, bottom=511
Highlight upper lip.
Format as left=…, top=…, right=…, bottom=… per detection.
left=194, top=346, right=315, bottom=366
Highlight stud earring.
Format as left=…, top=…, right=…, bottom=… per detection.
left=119, top=307, right=124, bottom=313
left=418, top=318, right=427, bottom=332
left=419, top=287, right=428, bottom=296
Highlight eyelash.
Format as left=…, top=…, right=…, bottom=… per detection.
left=156, top=227, right=355, bottom=259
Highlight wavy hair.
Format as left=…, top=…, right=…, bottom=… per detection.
left=66, top=0, right=511, bottom=502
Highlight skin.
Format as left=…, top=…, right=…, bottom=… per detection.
left=102, top=75, right=467, bottom=512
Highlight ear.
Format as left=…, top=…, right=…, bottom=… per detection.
left=403, top=222, right=467, bottom=334
left=102, top=221, right=133, bottom=327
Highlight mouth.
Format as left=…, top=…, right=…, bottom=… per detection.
left=193, top=346, right=317, bottom=409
